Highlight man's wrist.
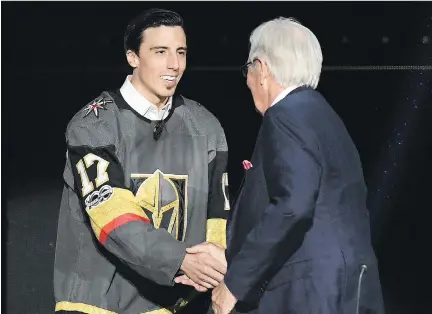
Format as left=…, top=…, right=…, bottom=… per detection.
left=172, top=245, right=188, bottom=281
left=179, top=250, right=189, bottom=273
left=223, top=271, right=242, bottom=302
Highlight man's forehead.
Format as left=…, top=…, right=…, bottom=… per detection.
left=142, top=26, right=185, bottom=39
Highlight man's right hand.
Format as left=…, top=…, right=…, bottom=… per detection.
left=186, top=242, right=227, bottom=267
left=180, top=251, right=227, bottom=289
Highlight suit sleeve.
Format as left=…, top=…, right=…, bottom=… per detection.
left=66, top=123, right=187, bottom=286
left=224, top=110, right=321, bottom=302
left=206, top=123, right=230, bottom=248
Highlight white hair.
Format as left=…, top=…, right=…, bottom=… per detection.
left=248, top=17, right=323, bottom=89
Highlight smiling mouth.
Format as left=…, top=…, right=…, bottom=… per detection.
left=161, top=75, right=177, bottom=82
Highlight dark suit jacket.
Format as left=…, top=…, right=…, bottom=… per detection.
left=224, top=87, right=385, bottom=314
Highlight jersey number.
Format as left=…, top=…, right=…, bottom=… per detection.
left=76, top=153, right=110, bottom=197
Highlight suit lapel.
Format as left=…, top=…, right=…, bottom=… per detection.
left=231, top=124, right=264, bottom=208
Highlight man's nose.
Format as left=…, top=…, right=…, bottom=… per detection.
left=167, top=53, right=180, bottom=71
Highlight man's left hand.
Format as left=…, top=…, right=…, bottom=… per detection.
left=212, top=281, right=237, bottom=314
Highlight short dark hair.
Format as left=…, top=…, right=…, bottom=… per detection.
left=124, top=8, right=184, bottom=54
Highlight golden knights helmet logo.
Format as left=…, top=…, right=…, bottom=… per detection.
left=131, top=170, right=188, bottom=241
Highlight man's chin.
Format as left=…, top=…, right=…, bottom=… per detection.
left=160, top=87, right=177, bottom=97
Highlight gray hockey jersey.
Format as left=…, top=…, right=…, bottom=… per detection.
left=53, top=90, right=230, bottom=314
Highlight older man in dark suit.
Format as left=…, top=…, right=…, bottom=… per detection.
left=177, top=17, right=385, bottom=314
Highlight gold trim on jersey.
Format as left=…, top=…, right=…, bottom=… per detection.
left=55, top=301, right=181, bottom=314
left=143, top=308, right=173, bottom=314
left=87, top=187, right=150, bottom=244
left=206, top=218, right=227, bottom=248
left=55, top=301, right=117, bottom=314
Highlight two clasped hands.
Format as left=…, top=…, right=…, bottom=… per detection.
left=177, top=242, right=237, bottom=314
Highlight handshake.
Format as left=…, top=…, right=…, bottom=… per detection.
left=176, top=241, right=227, bottom=292
left=177, top=242, right=238, bottom=314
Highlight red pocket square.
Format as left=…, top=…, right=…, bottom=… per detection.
left=242, top=160, right=253, bottom=171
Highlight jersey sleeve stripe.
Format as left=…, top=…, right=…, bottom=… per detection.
left=99, top=213, right=150, bottom=245
left=87, top=187, right=150, bottom=243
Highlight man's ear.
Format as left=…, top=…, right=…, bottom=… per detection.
left=259, top=59, right=270, bottom=85
left=126, top=50, right=139, bottom=68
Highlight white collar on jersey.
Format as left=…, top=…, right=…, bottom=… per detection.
left=120, top=75, right=172, bottom=120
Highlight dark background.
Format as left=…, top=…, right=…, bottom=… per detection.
left=3, top=2, right=432, bottom=313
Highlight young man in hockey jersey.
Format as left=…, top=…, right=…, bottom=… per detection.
left=53, top=8, right=229, bottom=314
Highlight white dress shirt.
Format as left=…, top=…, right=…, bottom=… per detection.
left=270, top=85, right=301, bottom=107
left=120, top=75, right=172, bottom=120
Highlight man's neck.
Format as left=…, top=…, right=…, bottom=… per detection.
left=267, top=82, right=300, bottom=109
left=267, top=84, right=285, bottom=108
left=130, top=75, right=168, bottom=109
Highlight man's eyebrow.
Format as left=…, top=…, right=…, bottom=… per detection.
left=149, top=46, right=188, bottom=51
left=150, top=46, right=169, bottom=50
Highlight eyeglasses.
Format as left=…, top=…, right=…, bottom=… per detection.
left=241, top=58, right=258, bottom=77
